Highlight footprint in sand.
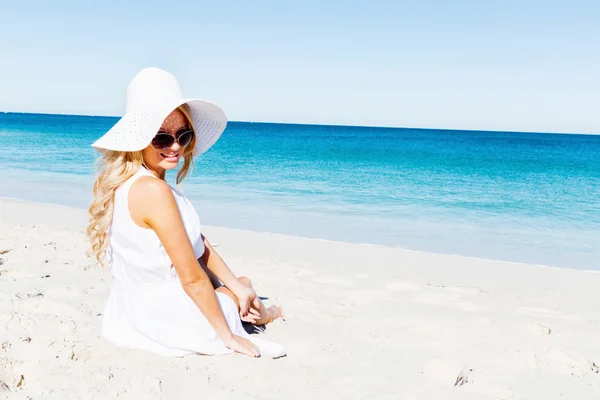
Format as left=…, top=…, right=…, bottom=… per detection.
left=528, top=322, right=552, bottom=336
left=313, top=276, right=356, bottom=287
left=294, top=269, right=316, bottom=277
left=385, top=281, right=420, bottom=292
left=412, top=292, right=482, bottom=311
left=517, top=307, right=566, bottom=319
left=440, top=286, right=483, bottom=295
left=535, top=348, right=595, bottom=378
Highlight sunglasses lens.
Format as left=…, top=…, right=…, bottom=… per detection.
left=152, top=134, right=175, bottom=149
left=178, top=131, right=194, bottom=147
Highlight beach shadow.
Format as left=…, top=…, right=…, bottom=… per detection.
left=242, top=322, right=266, bottom=335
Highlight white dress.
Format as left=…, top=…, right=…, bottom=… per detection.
left=101, top=167, right=285, bottom=358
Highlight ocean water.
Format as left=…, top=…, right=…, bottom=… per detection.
left=0, top=112, right=598, bottom=270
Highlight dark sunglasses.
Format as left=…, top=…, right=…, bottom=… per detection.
left=151, top=128, right=194, bottom=150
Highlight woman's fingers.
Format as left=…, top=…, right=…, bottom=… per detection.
left=223, top=335, right=260, bottom=357
left=249, top=308, right=261, bottom=317
left=240, top=306, right=261, bottom=323
left=236, top=336, right=260, bottom=357
left=239, top=300, right=251, bottom=317
left=241, top=313, right=260, bottom=323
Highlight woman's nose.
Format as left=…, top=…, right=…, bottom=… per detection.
left=170, top=140, right=181, bottom=151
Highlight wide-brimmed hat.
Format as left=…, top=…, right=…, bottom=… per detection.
left=91, top=67, right=227, bottom=156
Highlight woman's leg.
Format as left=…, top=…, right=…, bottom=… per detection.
left=216, top=277, right=284, bottom=325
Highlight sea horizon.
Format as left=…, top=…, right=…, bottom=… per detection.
left=1, top=112, right=599, bottom=271
left=2, top=110, right=598, bottom=136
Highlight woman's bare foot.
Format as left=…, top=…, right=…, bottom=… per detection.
left=218, top=277, right=286, bottom=325
left=264, top=305, right=285, bottom=324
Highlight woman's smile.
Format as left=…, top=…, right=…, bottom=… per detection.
left=160, top=151, right=180, bottom=162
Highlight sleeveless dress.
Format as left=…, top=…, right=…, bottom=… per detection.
left=101, top=167, right=285, bottom=358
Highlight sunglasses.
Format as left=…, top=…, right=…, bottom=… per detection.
left=151, top=128, right=194, bottom=150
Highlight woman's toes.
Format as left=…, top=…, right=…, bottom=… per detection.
left=269, top=305, right=285, bottom=322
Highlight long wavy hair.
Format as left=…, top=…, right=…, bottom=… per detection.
left=87, top=104, right=197, bottom=267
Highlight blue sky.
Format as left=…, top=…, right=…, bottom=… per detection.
left=1, top=0, right=599, bottom=133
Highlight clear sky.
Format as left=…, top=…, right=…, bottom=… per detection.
left=1, top=0, right=599, bottom=133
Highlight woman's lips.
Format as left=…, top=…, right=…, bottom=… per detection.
left=160, top=152, right=180, bottom=162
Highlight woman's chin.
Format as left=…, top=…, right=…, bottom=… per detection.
left=158, top=159, right=180, bottom=170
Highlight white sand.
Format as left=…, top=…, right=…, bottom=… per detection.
left=1, top=198, right=599, bottom=399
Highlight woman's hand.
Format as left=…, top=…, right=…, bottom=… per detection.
left=234, top=285, right=262, bottom=322
left=222, top=334, right=260, bottom=357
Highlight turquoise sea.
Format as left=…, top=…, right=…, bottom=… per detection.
left=0, top=112, right=598, bottom=270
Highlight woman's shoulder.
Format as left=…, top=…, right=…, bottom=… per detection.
left=129, top=175, right=174, bottom=205
left=126, top=174, right=180, bottom=229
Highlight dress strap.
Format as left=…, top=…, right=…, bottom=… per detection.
left=138, top=166, right=158, bottom=178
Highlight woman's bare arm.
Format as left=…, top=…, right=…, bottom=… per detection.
left=200, top=237, right=246, bottom=293
left=200, top=236, right=261, bottom=318
left=129, top=177, right=259, bottom=357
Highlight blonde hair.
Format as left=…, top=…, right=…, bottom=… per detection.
left=87, top=104, right=197, bottom=267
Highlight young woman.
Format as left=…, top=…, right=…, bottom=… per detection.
left=87, top=67, right=285, bottom=358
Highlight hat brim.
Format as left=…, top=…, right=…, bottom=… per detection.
left=183, top=98, right=228, bottom=156
left=91, top=98, right=227, bottom=156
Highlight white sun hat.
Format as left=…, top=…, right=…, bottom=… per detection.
left=91, top=67, right=227, bottom=156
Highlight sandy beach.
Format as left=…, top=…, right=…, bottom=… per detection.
left=1, top=197, right=599, bottom=399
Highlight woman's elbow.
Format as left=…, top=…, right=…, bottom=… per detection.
left=181, top=276, right=211, bottom=295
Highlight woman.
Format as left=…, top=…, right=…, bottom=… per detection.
left=87, top=67, right=285, bottom=358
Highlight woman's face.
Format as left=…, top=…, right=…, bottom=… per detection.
left=142, top=108, right=191, bottom=174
